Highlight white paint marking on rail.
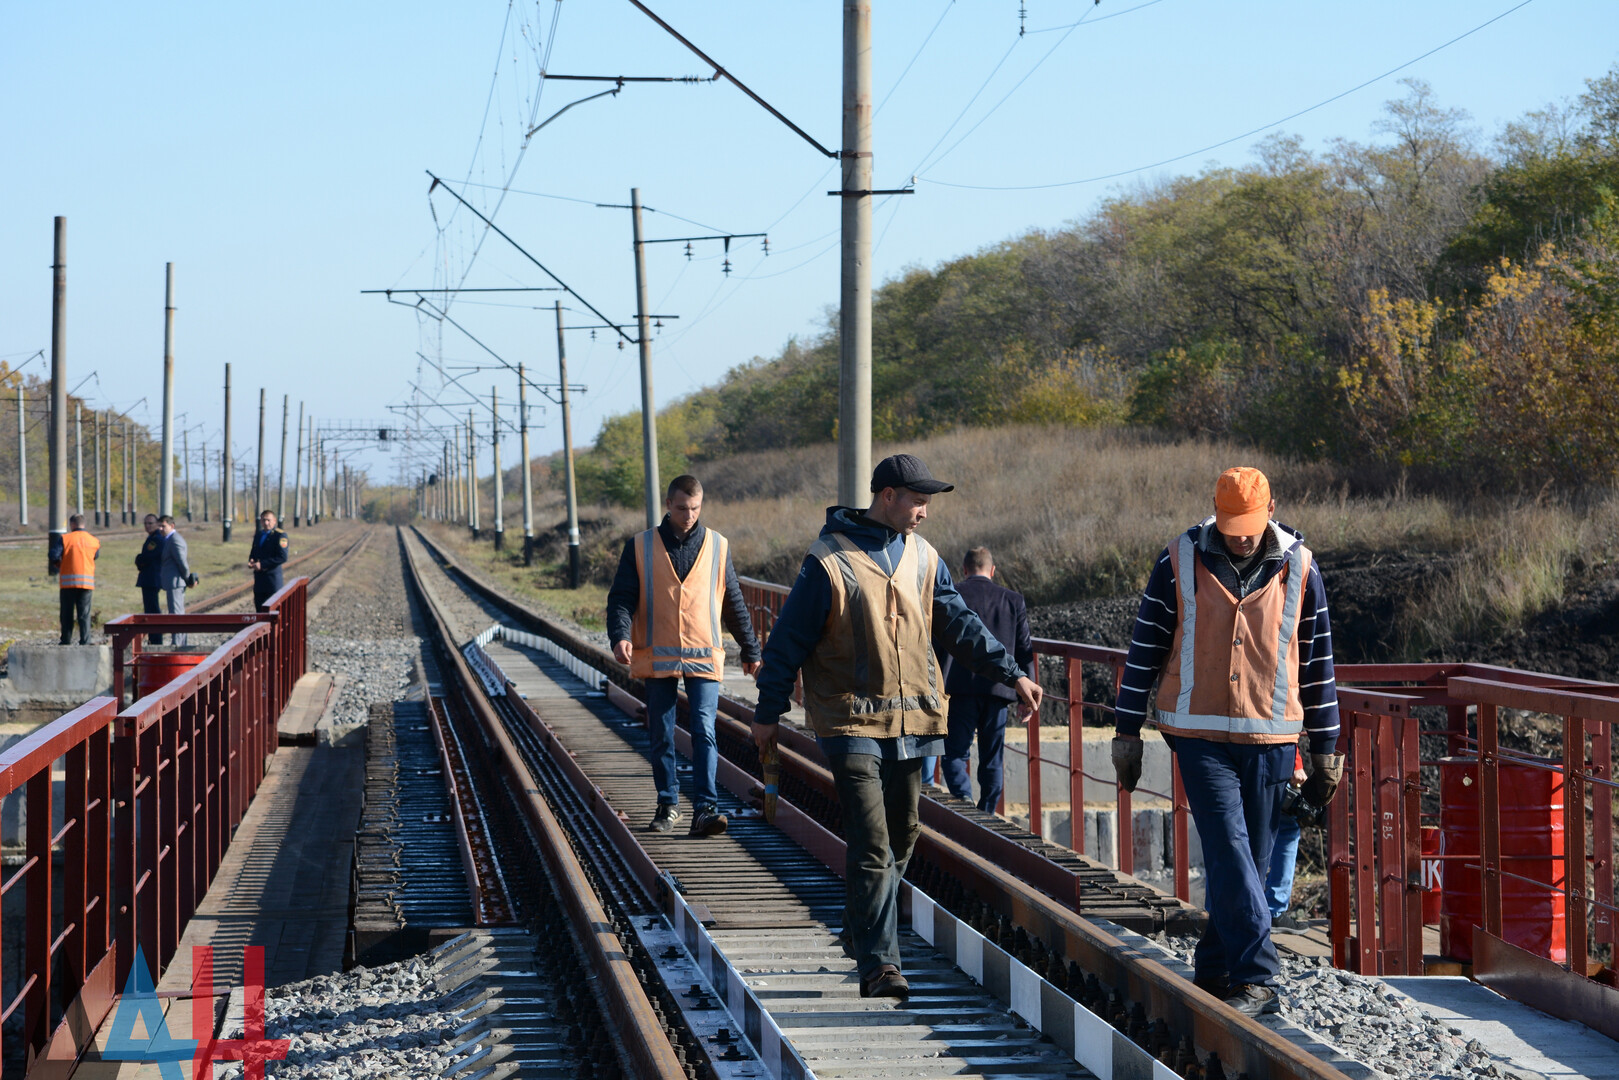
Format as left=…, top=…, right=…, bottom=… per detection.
left=1010, top=955, right=1042, bottom=1027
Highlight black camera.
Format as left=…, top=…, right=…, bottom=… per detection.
left=1282, top=784, right=1326, bottom=828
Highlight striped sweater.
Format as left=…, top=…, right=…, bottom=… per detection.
left=1113, top=520, right=1340, bottom=754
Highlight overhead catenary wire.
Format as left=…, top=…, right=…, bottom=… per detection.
left=920, top=0, right=1539, bottom=192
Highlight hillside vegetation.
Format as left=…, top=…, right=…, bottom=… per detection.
left=572, top=71, right=1619, bottom=502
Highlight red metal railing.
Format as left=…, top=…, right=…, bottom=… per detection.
left=1, top=578, right=307, bottom=1074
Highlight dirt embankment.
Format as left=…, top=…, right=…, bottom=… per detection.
left=1030, top=552, right=1619, bottom=682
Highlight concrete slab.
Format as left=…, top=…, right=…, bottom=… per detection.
left=1382, top=975, right=1619, bottom=1079
left=0, top=643, right=113, bottom=708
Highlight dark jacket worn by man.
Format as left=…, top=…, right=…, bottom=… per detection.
left=249, top=527, right=289, bottom=610
left=938, top=572, right=1034, bottom=812
left=135, top=523, right=164, bottom=643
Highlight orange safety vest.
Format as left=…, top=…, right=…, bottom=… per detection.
left=59, top=530, right=99, bottom=590
left=629, top=527, right=729, bottom=680
left=1154, top=519, right=1310, bottom=744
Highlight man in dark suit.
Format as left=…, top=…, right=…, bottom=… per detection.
left=247, top=510, right=289, bottom=611
left=940, top=547, right=1035, bottom=812
left=157, top=516, right=192, bottom=646
left=135, top=513, right=163, bottom=644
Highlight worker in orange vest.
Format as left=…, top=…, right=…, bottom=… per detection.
left=607, top=475, right=762, bottom=838
left=50, top=513, right=101, bottom=645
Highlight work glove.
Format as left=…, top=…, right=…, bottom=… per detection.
left=1301, top=752, right=1345, bottom=808
left=1112, top=736, right=1143, bottom=793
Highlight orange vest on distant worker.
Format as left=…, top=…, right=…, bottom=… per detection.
left=59, top=530, right=99, bottom=590
left=629, top=527, right=728, bottom=681
left=1154, top=519, right=1310, bottom=745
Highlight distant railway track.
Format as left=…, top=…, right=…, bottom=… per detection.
left=400, top=523, right=1354, bottom=1080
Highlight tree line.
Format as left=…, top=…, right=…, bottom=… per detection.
left=573, top=70, right=1619, bottom=505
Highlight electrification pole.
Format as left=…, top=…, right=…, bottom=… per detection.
left=838, top=0, right=873, bottom=507
left=292, top=403, right=305, bottom=526
left=555, top=301, right=582, bottom=587
left=222, top=363, right=234, bottom=541
left=466, top=410, right=479, bottom=537
left=491, top=386, right=503, bottom=550
left=254, top=388, right=266, bottom=517
left=201, top=440, right=209, bottom=522
left=48, top=217, right=67, bottom=548
left=275, top=394, right=288, bottom=520
left=93, top=409, right=102, bottom=525
left=159, top=262, right=176, bottom=517
left=630, top=187, right=660, bottom=528
left=17, top=386, right=27, bottom=527
left=518, top=362, right=534, bottom=565
left=183, top=426, right=192, bottom=520
left=74, top=404, right=83, bottom=517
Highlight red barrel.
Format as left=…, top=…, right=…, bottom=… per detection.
left=1421, top=826, right=1442, bottom=925
left=1438, top=756, right=1565, bottom=963
left=133, top=649, right=209, bottom=701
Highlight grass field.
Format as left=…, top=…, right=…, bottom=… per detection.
left=0, top=520, right=353, bottom=652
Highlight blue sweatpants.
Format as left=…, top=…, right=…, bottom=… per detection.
left=1173, top=738, right=1293, bottom=987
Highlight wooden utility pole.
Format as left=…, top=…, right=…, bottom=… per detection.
left=555, top=301, right=582, bottom=587
left=630, top=187, right=660, bottom=528
left=159, top=262, right=176, bottom=517
left=838, top=0, right=873, bottom=507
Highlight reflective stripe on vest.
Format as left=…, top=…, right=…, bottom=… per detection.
left=1156, top=520, right=1309, bottom=741
left=630, top=528, right=727, bottom=680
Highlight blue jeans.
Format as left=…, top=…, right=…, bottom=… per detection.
left=1172, top=738, right=1292, bottom=987
left=645, top=675, right=720, bottom=809
left=1266, top=811, right=1301, bottom=917
left=942, top=694, right=1010, bottom=812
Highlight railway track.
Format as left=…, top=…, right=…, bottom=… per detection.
left=191, top=525, right=371, bottom=612
left=394, top=523, right=1361, bottom=1080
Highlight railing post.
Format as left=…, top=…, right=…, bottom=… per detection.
left=1479, top=701, right=1504, bottom=940
left=1067, top=657, right=1083, bottom=852
left=88, top=724, right=112, bottom=968
left=1352, top=718, right=1376, bottom=973
left=1374, top=716, right=1403, bottom=972
left=159, top=702, right=180, bottom=964
left=114, top=720, right=136, bottom=990
left=1027, top=649, right=1043, bottom=841
left=64, top=741, right=89, bottom=999
left=1592, top=721, right=1614, bottom=951
left=138, top=724, right=160, bottom=979
left=25, top=769, right=53, bottom=1056
left=1401, top=713, right=1422, bottom=972
left=1564, top=714, right=1588, bottom=971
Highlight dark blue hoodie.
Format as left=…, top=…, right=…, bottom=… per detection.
left=754, top=506, right=1026, bottom=759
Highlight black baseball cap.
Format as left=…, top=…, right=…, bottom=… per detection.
left=870, top=453, right=954, bottom=494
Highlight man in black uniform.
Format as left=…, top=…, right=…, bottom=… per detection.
left=247, top=510, right=289, bottom=611
left=135, top=513, right=164, bottom=644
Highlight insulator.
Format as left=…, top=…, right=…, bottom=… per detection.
left=684, top=241, right=693, bottom=260
left=722, top=258, right=732, bottom=276
left=761, top=236, right=769, bottom=255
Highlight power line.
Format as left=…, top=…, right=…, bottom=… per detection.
left=921, top=0, right=1538, bottom=192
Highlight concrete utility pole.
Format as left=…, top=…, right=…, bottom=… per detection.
left=837, top=0, right=874, bottom=507
left=276, top=394, right=289, bottom=520
left=75, top=404, right=83, bottom=517
left=490, top=387, right=503, bottom=550
left=222, top=363, right=234, bottom=541
left=49, top=216, right=67, bottom=544
left=466, top=410, right=479, bottom=537
left=183, top=426, right=193, bottom=519
left=120, top=421, right=128, bottom=523
left=254, top=388, right=266, bottom=516
left=201, top=440, right=209, bottom=522
left=93, top=409, right=102, bottom=525
left=16, top=385, right=27, bottom=527
left=555, top=302, right=582, bottom=588
left=630, top=187, right=660, bottom=528
left=159, top=262, right=176, bottom=517
left=518, top=362, right=534, bottom=565
left=292, top=404, right=305, bottom=526
left=101, top=411, right=110, bottom=526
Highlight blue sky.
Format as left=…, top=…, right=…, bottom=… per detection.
left=4, top=0, right=1616, bottom=486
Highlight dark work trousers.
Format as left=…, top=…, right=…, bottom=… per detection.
left=942, top=694, right=1010, bottom=812
left=253, top=570, right=283, bottom=612
left=828, top=753, right=923, bottom=978
left=1173, top=738, right=1293, bottom=987
left=59, top=589, right=93, bottom=645
left=141, top=586, right=164, bottom=645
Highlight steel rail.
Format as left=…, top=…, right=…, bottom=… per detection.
left=409, top=526, right=1353, bottom=1080
left=397, top=528, right=686, bottom=1080
left=191, top=526, right=368, bottom=612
